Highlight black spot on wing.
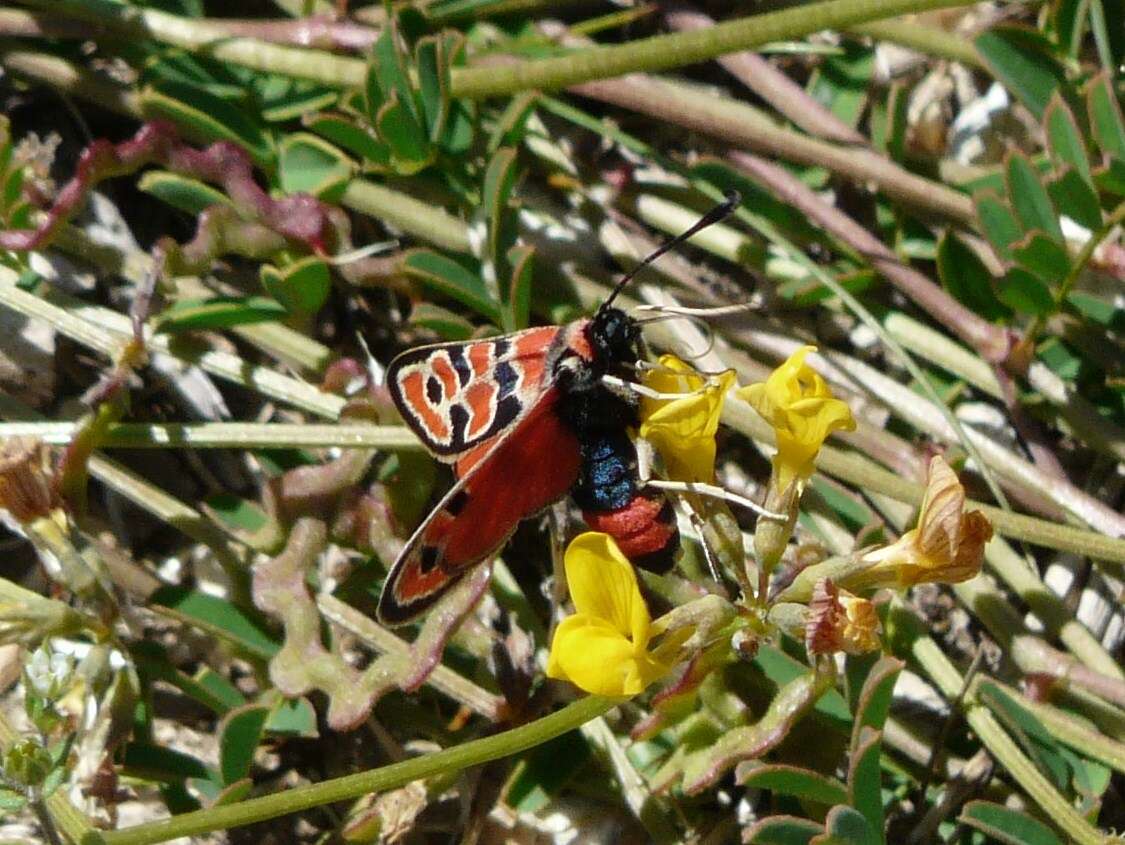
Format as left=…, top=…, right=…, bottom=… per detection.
left=449, top=346, right=472, bottom=387
left=419, top=545, right=440, bottom=574
left=426, top=376, right=442, bottom=404
left=449, top=403, right=469, bottom=450
left=446, top=489, right=469, bottom=516
left=495, top=361, right=518, bottom=398
left=493, top=395, right=521, bottom=433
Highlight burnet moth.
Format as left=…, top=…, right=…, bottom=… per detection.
left=377, top=191, right=741, bottom=625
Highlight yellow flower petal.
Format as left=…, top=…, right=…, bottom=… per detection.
left=565, top=532, right=649, bottom=644
left=639, top=355, right=736, bottom=483
left=548, top=533, right=682, bottom=696
left=737, top=346, right=855, bottom=491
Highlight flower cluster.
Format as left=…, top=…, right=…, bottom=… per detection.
left=545, top=346, right=991, bottom=697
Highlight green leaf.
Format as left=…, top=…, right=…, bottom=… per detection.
left=959, top=800, right=1063, bottom=845
left=402, top=249, right=500, bottom=323
left=482, top=146, right=521, bottom=273
left=1086, top=72, right=1125, bottom=160
left=369, top=24, right=417, bottom=123
left=219, top=705, right=270, bottom=785
left=1011, top=230, right=1072, bottom=285
left=975, top=27, right=1068, bottom=119
left=737, top=763, right=848, bottom=805
left=1006, top=153, right=1063, bottom=241
left=205, top=493, right=268, bottom=534
left=155, top=296, right=288, bottom=332
left=1046, top=167, right=1103, bottom=231
left=138, top=170, right=230, bottom=215
left=1094, top=154, right=1125, bottom=196
left=260, top=84, right=338, bottom=123
left=141, top=82, right=272, bottom=167
left=807, top=44, right=874, bottom=130
left=260, top=257, right=332, bottom=315
left=506, top=731, right=591, bottom=813
left=852, top=656, right=903, bottom=740
left=277, top=133, right=353, bottom=200
left=744, top=816, right=823, bottom=845
left=489, top=92, right=539, bottom=153
left=376, top=93, right=433, bottom=173
left=1066, top=291, right=1121, bottom=327
left=504, top=244, right=534, bottom=331
left=149, top=586, right=279, bottom=659
left=977, top=681, right=1071, bottom=792
left=211, top=777, right=253, bottom=807
left=815, top=804, right=879, bottom=845
left=847, top=728, right=884, bottom=843
left=935, top=231, right=1009, bottom=322
left=998, top=267, right=1056, bottom=315
left=1008, top=155, right=1057, bottom=243
left=1044, top=95, right=1091, bottom=183
left=193, top=668, right=246, bottom=712
left=305, top=114, right=390, bottom=169
left=415, top=35, right=451, bottom=142
left=122, top=742, right=213, bottom=783
left=265, top=697, right=318, bottom=738
left=973, top=191, right=1023, bottom=260
left=409, top=302, right=475, bottom=340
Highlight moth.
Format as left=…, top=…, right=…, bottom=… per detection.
left=377, top=192, right=740, bottom=625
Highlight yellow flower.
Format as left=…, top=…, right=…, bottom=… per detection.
left=738, top=346, right=855, bottom=493
left=805, top=578, right=881, bottom=655
left=639, top=355, right=736, bottom=483
left=547, top=532, right=686, bottom=696
left=859, top=456, right=992, bottom=587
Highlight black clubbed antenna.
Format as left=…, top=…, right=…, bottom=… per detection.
left=599, top=189, right=741, bottom=313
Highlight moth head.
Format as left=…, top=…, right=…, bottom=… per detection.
left=589, top=306, right=640, bottom=365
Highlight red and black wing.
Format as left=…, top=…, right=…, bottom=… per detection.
left=387, top=326, right=563, bottom=461
left=377, top=388, right=581, bottom=625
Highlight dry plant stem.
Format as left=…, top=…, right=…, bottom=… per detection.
left=664, top=6, right=867, bottom=145
left=0, top=43, right=142, bottom=116
left=0, top=712, right=92, bottom=845
left=0, top=394, right=252, bottom=580
left=93, top=695, right=614, bottom=845
left=315, top=595, right=504, bottom=721
left=890, top=599, right=1105, bottom=845
left=984, top=534, right=1122, bottom=680
left=884, top=312, right=1125, bottom=465
left=0, top=274, right=346, bottom=419
left=728, top=152, right=1009, bottom=361
left=570, top=74, right=975, bottom=226
left=0, top=422, right=424, bottom=450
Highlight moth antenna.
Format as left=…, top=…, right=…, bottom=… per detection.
left=600, top=189, right=741, bottom=313
left=633, top=302, right=758, bottom=318
left=645, top=479, right=787, bottom=521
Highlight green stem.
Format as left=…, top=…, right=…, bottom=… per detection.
left=33, top=0, right=977, bottom=99
left=0, top=421, right=424, bottom=451
left=94, top=695, right=613, bottom=845
left=719, top=398, right=1125, bottom=566
left=982, top=679, right=1125, bottom=775
left=450, top=0, right=977, bottom=97
left=890, top=600, right=1105, bottom=845
left=847, top=20, right=984, bottom=67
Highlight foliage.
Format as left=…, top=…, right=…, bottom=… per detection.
left=0, top=0, right=1122, bottom=843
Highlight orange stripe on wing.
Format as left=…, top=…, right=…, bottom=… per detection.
left=400, top=371, right=450, bottom=441
left=431, top=354, right=458, bottom=398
